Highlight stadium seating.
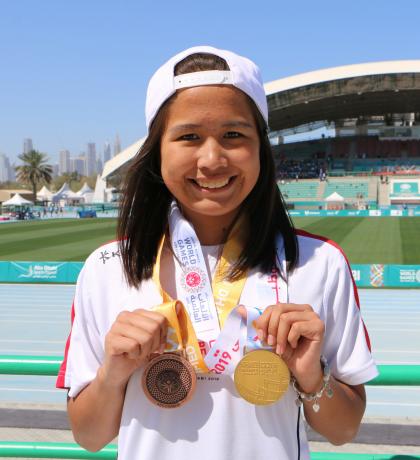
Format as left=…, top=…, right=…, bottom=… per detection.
left=272, top=136, right=420, bottom=178
left=324, top=181, right=369, bottom=199
left=278, top=181, right=320, bottom=199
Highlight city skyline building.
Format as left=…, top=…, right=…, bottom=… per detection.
left=103, top=141, right=111, bottom=164
left=96, top=158, right=103, bottom=175
left=0, top=153, right=12, bottom=182
left=113, top=134, right=121, bottom=157
left=78, top=152, right=86, bottom=175
left=52, top=164, right=59, bottom=178
left=59, top=150, right=71, bottom=175
left=86, top=142, right=97, bottom=176
left=71, top=157, right=85, bottom=176
left=23, top=138, right=33, bottom=154
left=8, top=135, right=117, bottom=174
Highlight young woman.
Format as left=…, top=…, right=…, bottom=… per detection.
left=57, top=46, right=378, bottom=460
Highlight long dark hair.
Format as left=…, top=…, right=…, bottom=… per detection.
left=118, top=53, right=298, bottom=286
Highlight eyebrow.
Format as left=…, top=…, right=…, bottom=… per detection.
left=168, top=124, right=201, bottom=134
left=221, top=121, right=254, bottom=129
left=168, top=121, right=254, bottom=134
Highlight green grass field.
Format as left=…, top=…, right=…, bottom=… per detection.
left=0, top=219, right=117, bottom=262
left=0, top=217, right=419, bottom=264
left=293, top=216, right=420, bottom=264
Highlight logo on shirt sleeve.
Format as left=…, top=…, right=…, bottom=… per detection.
left=99, top=249, right=120, bottom=265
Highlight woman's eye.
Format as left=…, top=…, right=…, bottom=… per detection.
left=225, top=131, right=242, bottom=138
left=179, top=133, right=199, bottom=141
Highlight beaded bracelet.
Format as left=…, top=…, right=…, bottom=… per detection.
left=291, top=355, right=334, bottom=413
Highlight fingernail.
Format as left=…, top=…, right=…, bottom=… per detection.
left=159, top=343, right=166, bottom=353
left=275, top=344, right=281, bottom=355
left=257, top=329, right=264, bottom=341
left=267, top=335, right=275, bottom=346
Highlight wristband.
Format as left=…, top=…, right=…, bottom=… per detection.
left=291, top=355, right=333, bottom=413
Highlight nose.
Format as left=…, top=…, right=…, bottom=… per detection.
left=196, top=137, right=228, bottom=171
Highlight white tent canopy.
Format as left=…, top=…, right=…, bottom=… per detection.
left=3, top=193, right=33, bottom=206
left=324, top=191, right=345, bottom=210
left=52, top=182, right=82, bottom=203
left=37, top=185, right=53, bottom=201
left=325, top=192, right=344, bottom=202
left=76, top=182, right=93, bottom=196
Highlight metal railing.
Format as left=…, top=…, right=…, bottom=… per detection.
left=1, top=355, right=420, bottom=459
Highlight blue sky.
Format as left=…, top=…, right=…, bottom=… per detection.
left=1, top=0, right=420, bottom=163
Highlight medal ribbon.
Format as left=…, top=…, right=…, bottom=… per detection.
left=168, top=203, right=247, bottom=336
left=152, top=202, right=248, bottom=374
left=152, top=301, right=206, bottom=373
left=241, top=307, right=268, bottom=352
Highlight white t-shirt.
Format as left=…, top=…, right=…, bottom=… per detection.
left=57, top=230, right=378, bottom=460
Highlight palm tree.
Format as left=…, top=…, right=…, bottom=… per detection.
left=63, top=171, right=80, bottom=190
left=15, top=150, right=53, bottom=202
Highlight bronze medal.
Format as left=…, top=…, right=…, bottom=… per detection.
left=142, top=353, right=196, bottom=408
left=234, top=349, right=290, bottom=405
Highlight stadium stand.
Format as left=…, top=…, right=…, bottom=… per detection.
left=277, top=181, right=320, bottom=199
left=324, top=180, right=369, bottom=199
left=275, top=158, right=325, bottom=180
left=273, top=136, right=420, bottom=180
left=277, top=176, right=379, bottom=209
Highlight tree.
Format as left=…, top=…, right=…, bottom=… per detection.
left=15, top=150, right=53, bottom=202
left=63, top=171, right=80, bottom=189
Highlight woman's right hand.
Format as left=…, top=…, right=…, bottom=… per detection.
left=99, top=309, right=168, bottom=389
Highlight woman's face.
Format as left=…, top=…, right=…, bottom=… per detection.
left=160, top=85, right=260, bottom=229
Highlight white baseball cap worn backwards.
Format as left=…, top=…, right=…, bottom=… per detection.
left=145, top=45, right=268, bottom=131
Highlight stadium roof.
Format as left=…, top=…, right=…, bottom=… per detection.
left=102, top=137, right=145, bottom=179
left=102, top=60, right=420, bottom=179
left=265, top=60, right=420, bottom=131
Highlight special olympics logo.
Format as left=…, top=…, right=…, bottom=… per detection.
left=181, top=267, right=207, bottom=293
left=185, top=271, right=201, bottom=288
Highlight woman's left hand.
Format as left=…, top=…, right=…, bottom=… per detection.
left=255, top=303, right=325, bottom=393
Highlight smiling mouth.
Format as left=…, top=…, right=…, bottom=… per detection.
left=190, top=176, right=236, bottom=190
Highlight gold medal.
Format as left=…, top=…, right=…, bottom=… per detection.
left=234, top=350, right=290, bottom=405
left=142, top=352, right=196, bottom=409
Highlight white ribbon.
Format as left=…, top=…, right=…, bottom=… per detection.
left=168, top=202, right=288, bottom=376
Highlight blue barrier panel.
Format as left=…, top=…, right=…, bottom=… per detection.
left=1, top=262, right=419, bottom=287
left=351, top=264, right=420, bottom=288
left=8, top=261, right=69, bottom=283
left=289, top=210, right=373, bottom=217
left=388, top=265, right=420, bottom=287
left=0, top=261, right=84, bottom=283
left=0, top=262, right=9, bottom=281
left=289, top=209, right=420, bottom=217
left=68, top=262, right=84, bottom=282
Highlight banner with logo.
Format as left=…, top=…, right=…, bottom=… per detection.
left=289, top=208, right=420, bottom=217
left=388, top=265, right=420, bottom=287
left=289, top=210, right=372, bottom=217
left=0, top=261, right=84, bottom=283
left=0, top=261, right=419, bottom=287
left=351, top=264, right=420, bottom=288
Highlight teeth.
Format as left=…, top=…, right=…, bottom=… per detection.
left=195, top=178, right=230, bottom=189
